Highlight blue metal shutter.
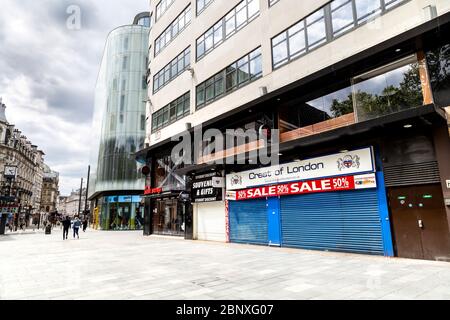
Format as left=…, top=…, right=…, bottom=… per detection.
left=229, top=199, right=268, bottom=245
left=280, top=189, right=384, bottom=255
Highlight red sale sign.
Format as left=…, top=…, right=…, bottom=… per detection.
left=235, top=176, right=358, bottom=200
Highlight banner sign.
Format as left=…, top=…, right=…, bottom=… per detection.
left=226, top=147, right=375, bottom=190
left=192, top=172, right=224, bottom=203
left=1, top=206, right=19, bottom=214
left=144, top=187, right=163, bottom=195
left=229, top=174, right=377, bottom=201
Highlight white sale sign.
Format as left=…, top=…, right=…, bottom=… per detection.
left=226, top=147, right=375, bottom=190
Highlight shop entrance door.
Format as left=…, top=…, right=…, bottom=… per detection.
left=267, top=197, right=281, bottom=247
left=388, top=184, right=450, bottom=261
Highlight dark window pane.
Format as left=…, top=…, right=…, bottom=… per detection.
left=352, top=56, right=423, bottom=122
left=427, top=43, right=450, bottom=106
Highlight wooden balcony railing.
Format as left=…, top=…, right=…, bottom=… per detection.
left=280, top=113, right=356, bottom=143
left=197, top=139, right=266, bottom=164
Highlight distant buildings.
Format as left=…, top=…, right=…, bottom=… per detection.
left=56, top=195, right=68, bottom=216
left=40, top=164, right=59, bottom=215
left=0, top=99, right=51, bottom=233
left=57, top=188, right=89, bottom=217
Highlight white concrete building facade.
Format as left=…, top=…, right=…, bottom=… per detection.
left=137, top=0, right=450, bottom=261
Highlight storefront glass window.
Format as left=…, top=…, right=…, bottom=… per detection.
left=352, top=55, right=423, bottom=122
left=152, top=199, right=185, bottom=236
left=99, top=195, right=144, bottom=231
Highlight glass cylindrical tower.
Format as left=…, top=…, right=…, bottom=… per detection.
left=89, top=13, right=151, bottom=230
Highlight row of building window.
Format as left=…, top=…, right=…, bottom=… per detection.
left=151, top=47, right=262, bottom=132
left=196, top=0, right=260, bottom=61
left=155, top=0, right=407, bottom=70
left=154, top=5, right=192, bottom=57
left=155, top=0, right=176, bottom=22
left=196, top=47, right=262, bottom=109
left=150, top=0, right=410, bottom=129
left=272, top=0, right=407, bottom=68
left=153, top=47, right=191, bottom=93
left=152, top=92, right=191, bottom=132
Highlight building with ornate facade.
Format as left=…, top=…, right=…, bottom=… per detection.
left=57, top=188, right=89, bottom=218
left=0, top=99, right=46, bottom=233
left=40, top=164, right=59, bottom=216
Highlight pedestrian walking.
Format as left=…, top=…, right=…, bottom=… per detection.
left=62, top=216, right=71, bottom=240
left=72, top=216, right=81, bottom=239
left=82, top=219, right=88, bottom=233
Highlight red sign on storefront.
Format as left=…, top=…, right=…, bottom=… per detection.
left=234, top=176, right=361, bottom=201
left=144, top=187, right=163, bottom=195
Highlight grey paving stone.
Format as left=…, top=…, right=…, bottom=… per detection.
left=1, top=229, right=450, bottom=300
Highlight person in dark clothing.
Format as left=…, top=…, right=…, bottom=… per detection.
left=82, top=219, right=88, bottom=232
left=62, top=216, right=71, bottom=240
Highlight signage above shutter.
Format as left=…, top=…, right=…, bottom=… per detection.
left=226, top=147, right=375, bottom=190
left=192, top=172, right=224, bottom=203
left=232, top=174, right=377, bottom=201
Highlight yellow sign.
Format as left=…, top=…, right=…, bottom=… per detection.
left=93, top=207, right=99, bottom=230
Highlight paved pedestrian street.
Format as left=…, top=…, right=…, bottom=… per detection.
left=1, top=230, right=450, bottom=300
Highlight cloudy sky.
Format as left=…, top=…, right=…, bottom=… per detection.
left=0, top=0, right=149, bottom=195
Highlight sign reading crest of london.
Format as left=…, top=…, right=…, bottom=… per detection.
left=226, top=147, right=375, bottom=191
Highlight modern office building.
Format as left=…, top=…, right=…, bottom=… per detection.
left=136, top=0, right=450, bottom=261
left=88, top=12, right=151, bottom=231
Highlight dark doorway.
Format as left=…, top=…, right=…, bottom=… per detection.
left=184, top=202, right=193, bottom=240
left=0, top=214, right=7, bottom=235
left=389, top=184, right=450, bottom=261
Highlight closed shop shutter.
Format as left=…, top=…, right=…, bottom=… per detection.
left=280, top=189, right=384, bottom=255
left=229, top=199, right=268, bottom=245
left=197, top=202, right=226, bottom=242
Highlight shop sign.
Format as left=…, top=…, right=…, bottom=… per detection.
left=226, top=147, right=375, bottom=190
left=179, top=191, right=191, bottom=202
left=231, top=174, right=377, bottom=201
left=0, top=206, right=19, bottom=214
left=144, top=187, right=163, bottom=195
left=192, top=172, right=223, bottom=203
left=226, top=191, right=237, bottom=201
left=446, top=180, right=450, bottom=189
